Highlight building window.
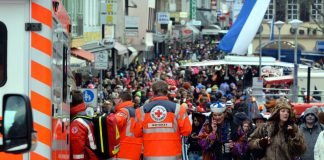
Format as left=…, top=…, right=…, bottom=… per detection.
left=299, top=0, right=310, bottom=22
left=62, top=0, right=84, bottom=37
left=287, top=0, right=299, bottom=20
left=275, top=0, right=285, bottom=21
left=0, top=21, right=7, bottom=86
left=311, top=0, right=323, bottom=22
left=264, top=0, right=274, bottom=20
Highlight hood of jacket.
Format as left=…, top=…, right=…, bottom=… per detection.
left=303, top=108, right=318, bottom=122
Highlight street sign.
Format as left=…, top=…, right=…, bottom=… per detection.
left=125, top=16, right=139, bottom=37
left=157, top=12, right=170, bottom=24
left=81, top=89, right=98, bottom=107
left=94, top=51, right=108, bottom=70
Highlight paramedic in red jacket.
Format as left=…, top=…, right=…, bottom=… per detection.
left=114, top=91, right=143, bottom=159
left=134, top=80, right=192, bottom=159
left=70, top=90, right=99, bottom=160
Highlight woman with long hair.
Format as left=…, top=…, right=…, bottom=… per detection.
left=248, top=98, right=306, bottom=160
left=188, top=112, right=206, bottom=160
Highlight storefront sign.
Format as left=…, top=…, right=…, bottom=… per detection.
left=190, top=0, right=197, bottom=19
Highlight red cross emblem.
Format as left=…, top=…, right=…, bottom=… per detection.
left=150, top=106, right=167, bottom=122
left=155, top=109, right=163, bottom=118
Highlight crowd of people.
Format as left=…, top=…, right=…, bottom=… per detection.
left=70, top=40, right=324, bottom=160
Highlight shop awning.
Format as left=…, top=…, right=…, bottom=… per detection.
left=316, top=41, right=324, bottom=52
left=70, top=56, right=87, bottom=69
left=128, top=46, right=138, bottom=63
left=71, top=48, right=94, bottom=62
left=114, top=42, right=128, bottom=55
left=145, top=32, right=154, bottom=51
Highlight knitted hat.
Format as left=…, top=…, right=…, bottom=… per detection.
left=210, top=102, right=226, bottom=113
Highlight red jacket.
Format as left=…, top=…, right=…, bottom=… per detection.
left=115, top=101, right=143, bottom=159
left=70, top=103, right=99, bottom=160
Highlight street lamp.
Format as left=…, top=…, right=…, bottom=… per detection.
left=257, top=25, right=263, bottom=78
left=289, top=19, right=303, bottom=102
left=275, top=21, right=284, bottom=61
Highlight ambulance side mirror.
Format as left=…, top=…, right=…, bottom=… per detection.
left=1, top=94, right=34, bottom=153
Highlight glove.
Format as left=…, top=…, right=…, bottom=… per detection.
left=259, top=137, right=270, bottom=148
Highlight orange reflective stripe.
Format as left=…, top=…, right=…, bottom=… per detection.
left=31, top=91, right=51, bottom=116
left=31, top=151, right=48, bottom=160
left=31, top=61, right=52, bottom=87
left=31, top=32, right=52, bottom=57
left=0, top=153, right=23, bottom=160
left=34, top=122, right=51, bottom=147
left=31, top=2, right=52, bottom=28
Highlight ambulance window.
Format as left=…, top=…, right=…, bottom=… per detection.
left=0, top=21, right=7, bottom=87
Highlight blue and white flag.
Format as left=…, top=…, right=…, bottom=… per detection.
left=269, top=17, right=275, bottom=41
left=218, top=0, right=271, bottom=55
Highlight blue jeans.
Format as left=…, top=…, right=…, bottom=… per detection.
left=188, top=152, right=202, bottom=160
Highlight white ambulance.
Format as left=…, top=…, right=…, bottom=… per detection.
left=0, top=0, right=71, bottom=159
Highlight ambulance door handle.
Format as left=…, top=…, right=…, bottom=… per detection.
left=62, top=121, right=64, bottom=133
left=52, top=104, right=54, bottom=116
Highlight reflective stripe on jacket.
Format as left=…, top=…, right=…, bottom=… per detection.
left=115, top=101, right=143, bottom=159
left=70, top=103, right=99, bottom=160
left=134, top=96, right=192, bottom=158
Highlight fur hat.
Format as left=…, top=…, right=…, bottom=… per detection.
left=210, top=102, right=226, bottom=113
left=268, top=98, right=291, bottom=121
left=71, top=90, right=84, bottom=107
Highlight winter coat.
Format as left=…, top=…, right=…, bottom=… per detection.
left=299, top=108, right=324, bottom=160
left=70, top=103, right=99, bottom=160
left=314, top=130, right=324, bottom=160
left=299, top=122, right=323, bottom=160
left=198, top=120, right=234, bottom=160
left=249, top=123, right=306, bottom=160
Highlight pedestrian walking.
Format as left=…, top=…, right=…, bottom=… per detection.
left=134, top=80, right=192, bottom=159
left=299, top=108, right=323, bottom=160
left=70, top=90, right=99, bottom=160
left=188, top=112, right=205, bottom=160
left=314, top=130, right=324, bottom=160
left=198, top=102, right=234, bottom=160
left=114, top=92, right=143, bottom=160
left=248, top=98, right=306, bottom=160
